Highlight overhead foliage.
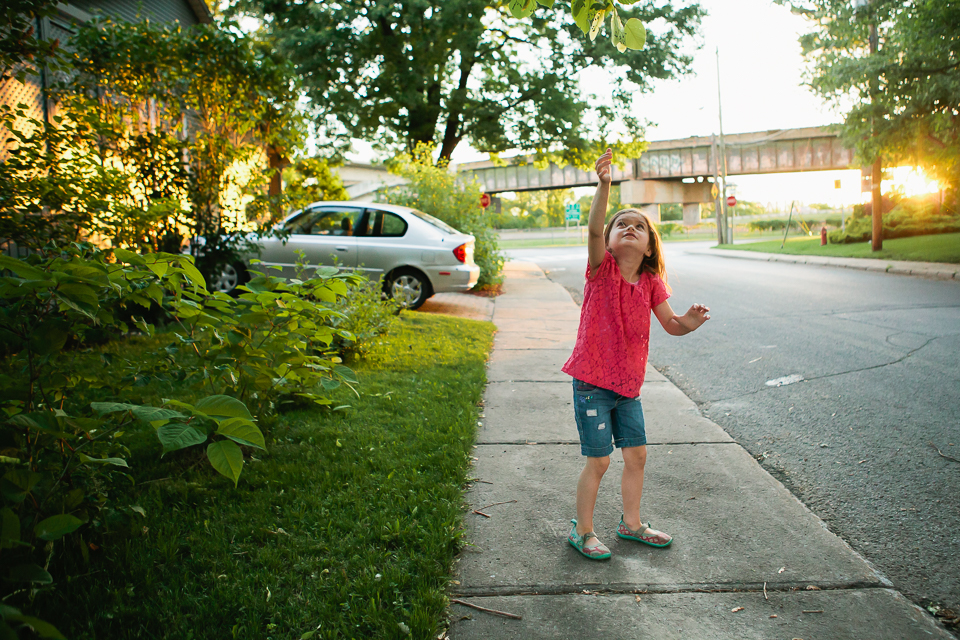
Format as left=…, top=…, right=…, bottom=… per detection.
left=779, top=0, right=960, bottom=203
left=0, top=0, right=64, bottom=84
left=1, top=19, right=307, bottom=282
left=230, top=0, right=704, bottom=166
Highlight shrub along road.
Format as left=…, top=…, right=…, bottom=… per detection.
left=515, top=243, right=960, bottom=632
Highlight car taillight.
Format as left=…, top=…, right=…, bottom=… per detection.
left=453, top=243, right=467, bottom=263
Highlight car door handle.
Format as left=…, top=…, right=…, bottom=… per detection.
left=335, top=246, right=348, bottom=251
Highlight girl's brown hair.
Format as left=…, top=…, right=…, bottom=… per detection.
left=603, top=208, right=669, bottom=289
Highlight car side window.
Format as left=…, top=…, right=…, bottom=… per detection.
left=290, top=208, right=364, bottom=236
left=379, top=212, right=407, bottom=237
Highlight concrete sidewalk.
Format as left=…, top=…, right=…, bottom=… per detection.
left=695, top=246, right=960, bottom=280
left=447, top=261, right=952, bottom=639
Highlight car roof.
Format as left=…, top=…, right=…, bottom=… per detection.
left=283, top=201, right=418, bottom=223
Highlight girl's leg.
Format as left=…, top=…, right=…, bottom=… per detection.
left=620, top=445, right=647, bottom=531
left=576, top=455, right=610, bottom=543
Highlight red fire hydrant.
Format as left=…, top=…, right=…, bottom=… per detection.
left=821, top=226, right=828, bottom=246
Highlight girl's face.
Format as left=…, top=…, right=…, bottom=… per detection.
left=607, top=212, right=652, bottom=259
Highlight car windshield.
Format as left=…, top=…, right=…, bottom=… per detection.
left=407, top=208, right=461, bottom=235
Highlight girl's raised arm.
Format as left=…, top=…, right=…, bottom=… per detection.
left=587, top=148, right=613, bottom=275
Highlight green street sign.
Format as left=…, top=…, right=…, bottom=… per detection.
left=565, top=203, right=581, bottom=221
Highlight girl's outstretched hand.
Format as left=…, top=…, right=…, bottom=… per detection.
left=595, top=148, right=613, bottom=184
left=684, top=303, right=711, bottom=330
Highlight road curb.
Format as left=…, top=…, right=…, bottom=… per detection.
left=698, top=247, right=960, bottom=280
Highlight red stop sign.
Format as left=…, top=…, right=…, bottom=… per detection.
left=726, top=195, right=737, bottom=207
left=480, top=193, right=491, bottom=208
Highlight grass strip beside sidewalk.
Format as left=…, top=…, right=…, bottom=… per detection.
left=720, top=232, right=960, bottom=263
left=37, top=313, right=495, bottom=640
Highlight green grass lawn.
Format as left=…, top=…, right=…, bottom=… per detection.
left=721, top=232, right=960, bottom=263
left=34, top=313, right=495, bottom=640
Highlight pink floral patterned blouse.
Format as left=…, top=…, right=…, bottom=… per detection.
left=562, top=251, right=670, bottom=397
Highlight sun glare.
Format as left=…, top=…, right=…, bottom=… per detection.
left=888, top=166, right=942, bottom=197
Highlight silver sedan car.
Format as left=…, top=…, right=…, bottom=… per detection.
left=215, top=201, right=480, bottom=309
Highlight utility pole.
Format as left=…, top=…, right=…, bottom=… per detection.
left=712, top=136, right=723, bottom=245
left=716, top=47, right=731, bottom=244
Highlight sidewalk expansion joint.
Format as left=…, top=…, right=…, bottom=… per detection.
left=474, top=441, right=739, bottom=446
left=451, top=579, right=891, bottom=599
left=486, top=380, right=570, bottom=384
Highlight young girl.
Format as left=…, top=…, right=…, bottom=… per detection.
left=561, top=148, right=710, bottom=560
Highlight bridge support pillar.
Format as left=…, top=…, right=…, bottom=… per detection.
left=639, top=204, right=660, bottom=223
left=682, top=203, right=701, bottom=226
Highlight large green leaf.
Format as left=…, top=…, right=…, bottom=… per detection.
left=0, top=611, right=65, bottom=639
left=90, top=402, right=138, bottom=416
left=77, top=453, right=129, bottom=468
left=195, top=395, right=254, bottom=421
left=176, top=258, right=207, bottom=290
left=508, top=0, right=536, bottom=18
left=156, top=423, right=207, bottom=455
left=216, top=418, right=266, bottom=450
left=146, top=261, right=169, bottom=279
left=588, top=7, right=607, bottom=41
left=623, top=18, right=646, bottom=50
left=333, top=364, right=358, bottom=384
left=55, top=283, right=99, bottom=311
left=0, top=255, right=45, bottom=280
left=131, top=406, right=185, bottom=422
left=113, top=248, right=145, bottom=265
left=0, top=508, right=19, bottom=549
left=207, top=440, right=244, bottom=487
left=34, top=514, right=83, bottom=541
left=28, top=321, right=68, bottom=356
left=611, top=8, right=626, bottom=52
left=8, top=564, right=53, bottom=585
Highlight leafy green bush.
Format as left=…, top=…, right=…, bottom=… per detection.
left=383, top=143, right=505, bottom=288
left=329, top=277, right=401, bottom=359
left=0, top=245, right=379, bottom=634
left=828, top=199, right=960, bottom=244
left=659, top=222, right=682, bottom=237
left=0, top=246, right=265, bottom=638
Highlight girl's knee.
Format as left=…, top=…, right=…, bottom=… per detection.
left=585, top=455, right=610, bottom=475
left=622, top=446, right=647, bottom=470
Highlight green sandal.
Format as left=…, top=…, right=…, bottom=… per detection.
left=617, top=517, right=673, bottom=547
left=568, top=519, right=611, bottom=560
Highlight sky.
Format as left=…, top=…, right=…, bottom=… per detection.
left=346, top=0, right=930, bottom=209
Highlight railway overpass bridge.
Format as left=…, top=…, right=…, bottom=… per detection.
left=457, top=126, right=856, bottom=225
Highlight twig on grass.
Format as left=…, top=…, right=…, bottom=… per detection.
left=450, top=599, right=522, bottom=620
left=929, top=442, right=960, bottom=464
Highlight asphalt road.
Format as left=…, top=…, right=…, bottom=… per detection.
left=506, top=241, right=960, bottom=626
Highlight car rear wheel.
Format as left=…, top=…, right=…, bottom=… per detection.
left=212, top=262, right=248, bottom=295
left=386, top=268, right=431, bottom=310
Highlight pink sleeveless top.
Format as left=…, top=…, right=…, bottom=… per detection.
left=562, top=251, right=670, bottom=397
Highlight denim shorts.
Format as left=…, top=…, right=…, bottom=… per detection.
left=572, top=378, right=647, bottom=457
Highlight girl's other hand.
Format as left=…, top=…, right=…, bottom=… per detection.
left=685, top=303, right=711, bottom=329
left=595, top=148, right=613, bottom=184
